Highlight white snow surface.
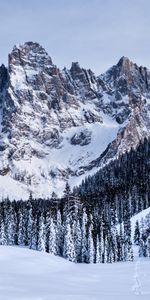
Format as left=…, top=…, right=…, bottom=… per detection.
left=0, top=245, right=150, bottom=300
left=0, top=175, right=29, bottom=200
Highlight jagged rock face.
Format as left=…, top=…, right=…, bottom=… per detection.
left=0, top=42, right=150, bottom=199
left=99, top=56, right=150, bottom=123
left=101, top=56, right=150, bottom=96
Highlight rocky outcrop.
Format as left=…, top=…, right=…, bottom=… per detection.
left=70, top=129, right=92, bottom=146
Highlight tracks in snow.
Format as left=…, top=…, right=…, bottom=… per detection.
left=132, top=247, right=143, bottom=295
left=132, top=258, right=142, bottom=295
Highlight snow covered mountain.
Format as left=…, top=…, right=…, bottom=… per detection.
left=0, top=41, right=150, bottom=199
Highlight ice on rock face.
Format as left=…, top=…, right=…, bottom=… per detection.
left=0, top=42, right=150, bottom=199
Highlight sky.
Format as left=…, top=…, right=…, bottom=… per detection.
left=0, top=0, right=150, bottom=74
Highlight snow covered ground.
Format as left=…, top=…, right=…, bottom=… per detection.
left=0, top=209, right=150, bottom=300
left=0, top=245, right=150, bottom=300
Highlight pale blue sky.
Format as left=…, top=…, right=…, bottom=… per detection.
left=0, top=0, right=150, bottom=74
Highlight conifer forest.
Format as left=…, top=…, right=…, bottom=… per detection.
left=0, top=137, right=150, bottom=263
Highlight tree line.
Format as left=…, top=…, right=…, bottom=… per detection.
left=0, top=137, right=150, bottom=263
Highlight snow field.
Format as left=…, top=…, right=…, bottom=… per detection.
left=0, top=245, right=150, bottom=300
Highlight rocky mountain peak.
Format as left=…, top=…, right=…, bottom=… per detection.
left=0, top=42, right=150, bottom=199
left=101, top=56, right=135, bottom=82
left=8, top=41, right=53, bottom=70
left=100, top=56, right=150, bottom=99
left=117, top=56, right=146, bottom=82
left=117, top=56, right=132, bottom=68
left=70, top=61, right=86, bottom=81
left=70, top=62, right=81, bottom=74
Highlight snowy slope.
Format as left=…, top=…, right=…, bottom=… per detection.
left=0, top=113, right=120, bottom=200
left=131, top=207, right=150, bottom=239
left=0, top=246, right=150, bottom=300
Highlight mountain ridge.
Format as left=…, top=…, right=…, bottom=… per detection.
left=0, top=41, right=150, bottom=199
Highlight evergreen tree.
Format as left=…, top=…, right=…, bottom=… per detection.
left=63, top=218, right=76, bottom=262
left=87, top=223, right=94, bottom=263
left=37, top=214, right=46, bottom=252
left=134, top=220, right=140, bottom=245
left=56, top=210, right=63, bottom=256
left=18, top=209, right=24, bottom=246
left=74, top=219, right=82, bottom=262
left=0, top=219, right=7, bottom=245
left=81, top=208, right=87, bottom=263
left=49, top=217, right=57, bottom=255
left=95, top=235, right=101, bottom=263
left=7, top=205, right=15, bottom=245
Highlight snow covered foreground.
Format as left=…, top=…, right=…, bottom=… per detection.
left=0, top=246, right=150, bottom=300
left=0, top=209, right=150, bottom=300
